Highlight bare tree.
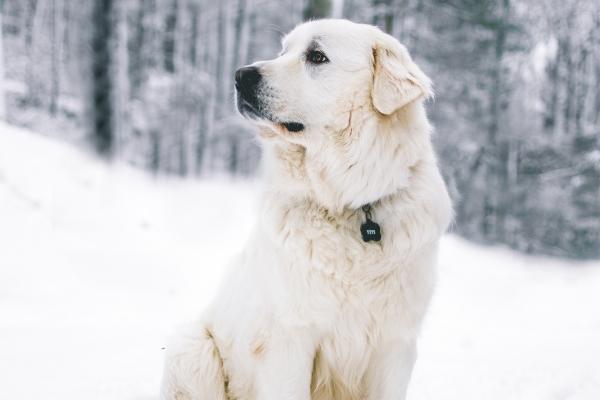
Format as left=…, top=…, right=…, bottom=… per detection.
left=163, top=0, right=178, bottom=73
left=372, top=0, right=394, bottom=33
left=91, top=0, right=114, bottom=155
left=304, top=0, right=331, bottom=20
left=113, top=0, right=131, bottom=155
left=24, top=0, right=39, bottom=106
left=49, top=0, right=62, bottom=116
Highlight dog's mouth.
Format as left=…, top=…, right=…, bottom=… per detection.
left=280, top=122, right=304, bottom=132
left=238, top=102, right=305, bottom=135
left=236, top=92, right=305, bottom=134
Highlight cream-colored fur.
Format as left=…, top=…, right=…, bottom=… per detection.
left=161, top=19, right=452, bottom=400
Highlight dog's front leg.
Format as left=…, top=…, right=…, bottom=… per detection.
left=364, top=337, right=417, bottom=400
left=253, top=330, right=314, bottom=400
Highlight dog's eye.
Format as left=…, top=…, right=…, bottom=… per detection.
left=306, top=50, right=329, bottom=64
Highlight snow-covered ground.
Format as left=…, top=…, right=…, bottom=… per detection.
left=1, top=121, right=599, bottom=400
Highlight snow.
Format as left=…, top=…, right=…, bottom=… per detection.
left=1, top=121, right=599, bottom=399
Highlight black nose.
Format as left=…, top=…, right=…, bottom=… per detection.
left=235, top=66, right=261, bottom=93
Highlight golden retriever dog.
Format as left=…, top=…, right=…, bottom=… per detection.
left=161, top=19, right=452, bottom=400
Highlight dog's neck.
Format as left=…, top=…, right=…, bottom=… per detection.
left=260, top=102, right=433, bottom=215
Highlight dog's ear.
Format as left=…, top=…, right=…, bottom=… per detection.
left=371, top=32, right=433, bottom=115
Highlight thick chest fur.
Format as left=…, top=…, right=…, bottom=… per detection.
left=262, top=197, right=436, bottom=396
left=266, top=198, right=402, bottom=282
left=311, top=290, right=384, bottom=398
left=306, top=266, right=423, bottom=399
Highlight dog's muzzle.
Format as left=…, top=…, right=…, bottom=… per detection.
left=234, top=65, right=305, bottom=133
left=235, top=66, right=262, bottom=117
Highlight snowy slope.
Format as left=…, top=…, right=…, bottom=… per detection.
left=1, top=122, right=599, bottom=400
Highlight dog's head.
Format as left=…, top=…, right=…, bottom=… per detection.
left=235, top=19, right=434, bottom=211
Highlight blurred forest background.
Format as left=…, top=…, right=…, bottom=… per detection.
left=0, top=0, right=598, bottom=259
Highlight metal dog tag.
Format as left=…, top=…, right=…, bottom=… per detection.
left=361, top=219, right=381, bottom=242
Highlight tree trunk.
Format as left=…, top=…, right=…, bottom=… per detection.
left=163, top=0, right=178, bottom=73
left=595, top=61, right=600, bottom=126
left=49, top=0, right=63, bottom=116
left=543, top=47, right=559, bottom=135
left=332, top=0, right=344, bottom=18
left=198, top=16, right=214, bottom=174
left=150, top=129, right=161, bottom=172
left=573, top=44, right=588, bottom=137
left=24, top=0, right=39, bottom=106
left=221, top=0, right=234, bottom=120
left=174, top=0, right=188, bottom=75
left=91, top=0, right=114, bottom=155
left=246, top=4, right=257, bottom=64
left=130, top=0, right=147, bottom=97
left=214, top=0, right=227, bottom=120
left=229, top=136, right=238, bottom=175
left=189, top=2, right=199, bottom=67
left=62, top=0, right=70, bottom=66
left=113, top=0, right=130, bottom=156
left=594, top=14, right=600, bottom=126
left=562, top=37, right=574, bottom=137
left=202, top=14, right=219, bottom=173
left=303, top=0, right=331, bottom=20
left=232, top=0, right=248, bottom=73
left=482, top=0, right=510, bottom=241
left=372, top=0, right=394, bottom=33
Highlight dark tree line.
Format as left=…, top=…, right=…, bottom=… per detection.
left=0, top=0, right=598, bottom=259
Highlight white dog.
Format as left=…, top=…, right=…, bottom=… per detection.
left=161, top=19, right=452, bottom=400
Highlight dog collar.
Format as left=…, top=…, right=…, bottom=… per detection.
left=360, top=204, right=381, bottom=242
